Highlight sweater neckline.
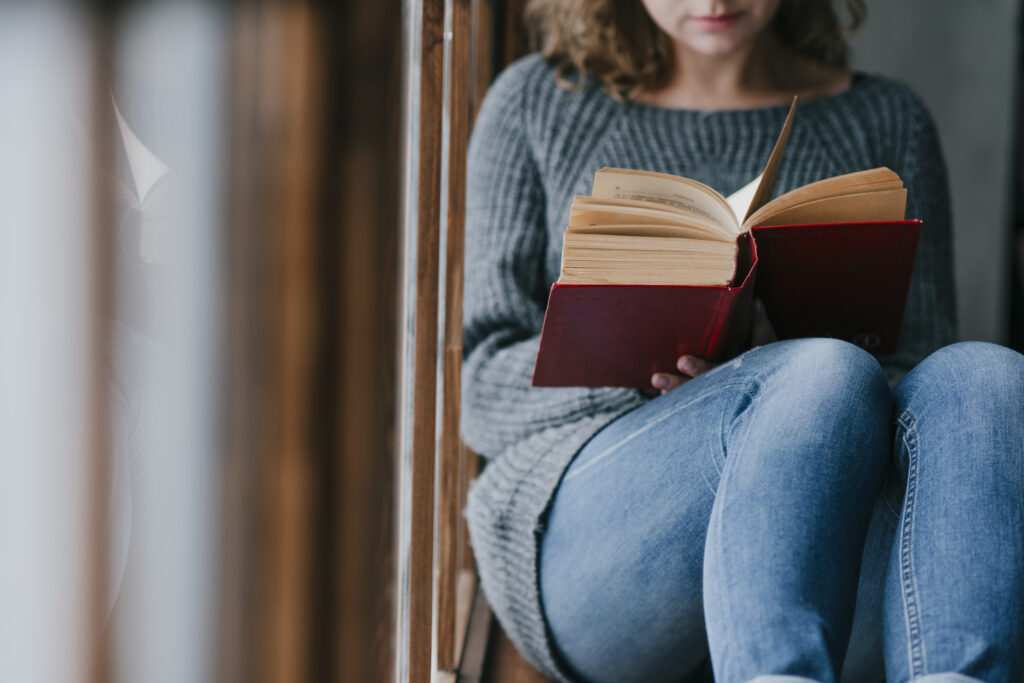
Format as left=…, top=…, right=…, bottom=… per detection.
left=614, top=71, right=871, bottom=119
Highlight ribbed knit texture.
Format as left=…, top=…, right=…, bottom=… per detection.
left=461, top=54, right=957, bottom=683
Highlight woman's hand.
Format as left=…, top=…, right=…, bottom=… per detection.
left=649, top=355, right=718, bottom=395
left=646, top=299, right=778, bottom=396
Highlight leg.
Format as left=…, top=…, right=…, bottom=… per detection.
left=538, top=339, right=892, bottom=683
left=540, top=358, right=750, bottom=683
left=703, top=339, right=893, bottom=683
left=839, top=489, right=898, bottom=683
left=885, top=342, right=1024, bottom=682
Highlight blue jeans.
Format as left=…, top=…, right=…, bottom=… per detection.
left=539, top=340, right=1024, bottom=683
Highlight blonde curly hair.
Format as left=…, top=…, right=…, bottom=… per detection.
left=525, top=0, right=867, bottom=101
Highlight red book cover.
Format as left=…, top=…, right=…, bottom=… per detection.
left=530, top=220, right=920, bottom=388
left=750, top=220, right=920, bottom=355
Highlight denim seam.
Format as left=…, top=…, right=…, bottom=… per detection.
left=562, top=382, right=750, bottom=483
left=896, top=409, right=927, bottom=677
left=709, top=379, right=760, bottom=496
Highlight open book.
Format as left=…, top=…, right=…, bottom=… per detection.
left=533, top=100, right=921, bottom=388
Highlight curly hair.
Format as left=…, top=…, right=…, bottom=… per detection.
left=524, top=0, right=867, bottom=101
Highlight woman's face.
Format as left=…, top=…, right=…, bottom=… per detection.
left=640, top=0, right=783, bottom=58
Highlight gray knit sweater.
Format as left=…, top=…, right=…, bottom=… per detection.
left=461, top=54, right=956, bottom=682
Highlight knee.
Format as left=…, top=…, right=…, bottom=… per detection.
left=773, top=338, right=890, bottom=404
left=751, top=339, right=892, bottom=453
left=898, top=342, right=1024, bottom=419
left=895, top=342, right=1024, bottom=491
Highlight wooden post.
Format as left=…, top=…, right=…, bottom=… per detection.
left=436, top=0, right=473, bottom=670
left=333, top=1, right=402, bottom=682
left=409, top=0, right=446, bottom=680
left=88, top=6, right=115, bottom=683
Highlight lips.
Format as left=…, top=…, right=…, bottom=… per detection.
left=692, top=10, right=745, bottom=31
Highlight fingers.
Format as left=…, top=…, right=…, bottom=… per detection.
left=677, top=355, right=714, bottom=376
left=750, top=298, right=778, bottom=347
left=650, top=355, right=718, bottom=395
left=648, top=302, right=775, bottom=399
left=651, top=371, right=688, bottom=395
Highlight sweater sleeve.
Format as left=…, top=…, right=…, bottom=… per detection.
left=878, top=94, right=959, bottom=383
left=460, top=62, right=645, bottom=458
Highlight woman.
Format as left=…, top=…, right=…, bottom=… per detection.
left=460, top=1, right=1024, bottom=681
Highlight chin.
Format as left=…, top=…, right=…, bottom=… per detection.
left=685, top=32, right=760, bottom=59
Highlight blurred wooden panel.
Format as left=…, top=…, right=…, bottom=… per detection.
left=220, top=3, right=323, bottom=683
left=332, top=0, right=402, bottom=681
left=222, top=0, right=402, bottom=681
left=261, top=7, right=320, bottom=682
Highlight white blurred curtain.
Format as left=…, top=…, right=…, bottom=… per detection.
left=109, top=3, right=225, bottom=683
left=0, top=2, right=225, bottom=681
left=0, top=5, right=96, bottom=678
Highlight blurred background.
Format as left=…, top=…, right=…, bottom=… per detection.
left=0, top=1, right=1021, bottom=683
left=1, top=1, right=401, bottom=681
left=851, top=0, right=1022, bottom=348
